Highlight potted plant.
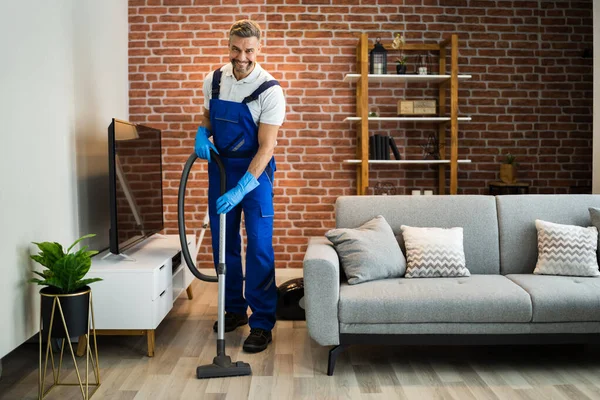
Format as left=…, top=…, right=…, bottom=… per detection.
left=500, top=154, right=517, bottom=184
left=396, top=56, right=407, bottom=74
left=29, top=233, right=102, bottom=339
left=392, top=33, right=407, bottom=74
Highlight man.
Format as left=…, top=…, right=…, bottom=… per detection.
left=194, top=20, right=285, bottom=353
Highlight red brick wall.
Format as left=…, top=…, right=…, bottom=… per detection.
left=128, top=0, right=593, bottom=269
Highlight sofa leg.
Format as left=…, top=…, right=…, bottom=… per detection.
left=327, top=344, right=349, bottom=376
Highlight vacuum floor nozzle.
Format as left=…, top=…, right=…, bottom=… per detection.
left=196, top=354, right=251, bottom=379
left=196, top=361, right=252, bottom=379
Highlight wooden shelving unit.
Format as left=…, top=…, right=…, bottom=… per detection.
left=346, top=33, right=470, bottom=195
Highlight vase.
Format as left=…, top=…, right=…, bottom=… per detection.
left=40, top=286, right=91, bottom=339
left=499, top=164, right=516, bottom=184
left=396, top=64, right=406, bottom=74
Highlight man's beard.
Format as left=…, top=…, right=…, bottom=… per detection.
left=232, top=60, right=253, bottom=74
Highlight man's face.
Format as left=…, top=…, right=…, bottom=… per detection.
left=229, top=35, right=261, bottom=80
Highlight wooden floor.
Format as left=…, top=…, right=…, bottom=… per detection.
left=3, top=270, right=600, bottom=399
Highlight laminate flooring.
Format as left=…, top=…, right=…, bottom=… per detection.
left=3, top=270, right=600, bottom=400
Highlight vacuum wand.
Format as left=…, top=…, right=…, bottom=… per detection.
left=217, top=212, right=226, bottom=345
left=178, top=150, right=252, bottom=379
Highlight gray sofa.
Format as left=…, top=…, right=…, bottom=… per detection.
left=303, top=195, right=600, bottom=375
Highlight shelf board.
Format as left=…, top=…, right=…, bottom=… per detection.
left=343, top=74, right=472, bottom=83
left=344, top=116, right=472, bottom=122
left=343, top=159, right=472, bottom=164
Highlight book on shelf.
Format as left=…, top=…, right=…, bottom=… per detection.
left=369, top=134, right=384, bottom=160
left=369, top=134, right=401, bottom=160
left=389, top=136, right=401, bottom=160
left=379, top=135, right=389, bottom=160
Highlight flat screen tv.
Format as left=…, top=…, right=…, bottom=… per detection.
left=107, top=118, right=164, bottom=256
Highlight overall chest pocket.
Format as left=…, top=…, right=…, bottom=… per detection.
left=212, top=106, right=240, bottom=124
left=211, top=107, right=243, bottom=152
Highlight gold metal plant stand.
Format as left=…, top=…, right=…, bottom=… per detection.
left=38, top=289, right=100, bottom=400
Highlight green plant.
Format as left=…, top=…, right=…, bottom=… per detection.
left=29, top=234, right=102, bottom=294
left=504, top=154, right=516, bottom=165
left=396, top=56, right=407, bottom=65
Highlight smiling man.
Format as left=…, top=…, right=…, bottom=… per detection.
left=194, top=20, right=286, bottom=353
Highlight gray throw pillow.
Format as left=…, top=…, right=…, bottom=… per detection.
left=534, top=219, right=599, bottom=277
left=325, top=215, right=406, bottom=285
left=589, top=207, right=600, bottom=262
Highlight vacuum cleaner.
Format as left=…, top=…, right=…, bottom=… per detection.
left=177, top=150, right=252, bottom=379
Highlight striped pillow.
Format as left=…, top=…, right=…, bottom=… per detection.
left=401, top=225, right=470, bottom=278
left=534, top=219, right=599, bottom=277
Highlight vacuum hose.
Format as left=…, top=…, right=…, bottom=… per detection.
left=178, top=151, right=225, bottom=283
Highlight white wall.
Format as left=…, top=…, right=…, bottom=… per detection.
left=594, top=2, right=600, bottom=193
left=0, top=0, right=128, bottom=359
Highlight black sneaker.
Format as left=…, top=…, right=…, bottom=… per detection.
left=243, top=328, right=272, bottom=353
left=213, top=312, right=248, bottom=333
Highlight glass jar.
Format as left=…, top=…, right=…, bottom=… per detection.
left=418, top=55, right=428, bottom=75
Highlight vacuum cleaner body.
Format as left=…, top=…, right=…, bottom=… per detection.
left=276, top=277, right=305, bottom=321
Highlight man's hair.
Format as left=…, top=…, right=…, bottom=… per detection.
left=229, top=20, right=261, bottom=42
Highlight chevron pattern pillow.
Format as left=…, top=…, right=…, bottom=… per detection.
left=534, top=219, right=599, bottom=277
left=401, top=225, right=470, bottom=278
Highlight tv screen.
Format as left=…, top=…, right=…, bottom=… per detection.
left=108, top=118, right=164, bottom=255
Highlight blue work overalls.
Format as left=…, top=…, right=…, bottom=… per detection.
left=207, top=68, right=279, bottom=331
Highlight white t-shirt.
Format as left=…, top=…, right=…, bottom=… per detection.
left=203, top=63, right=286, bottom=127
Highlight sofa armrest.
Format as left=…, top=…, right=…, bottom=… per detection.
left=302, top=237, right=340, bottom=346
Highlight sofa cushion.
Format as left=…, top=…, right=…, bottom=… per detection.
left=335, top=195, right=500, bottom=275
left=496, top=195, right=600, bottom=275
left=506, top=274, right=600, bottom=322
left=401, top=225, right=470, bottom=278
left=325, top=215, right=406, bottom=284
left=534, top=220, right=599, bottom=277
left=338, top=275, right=532, bottom=324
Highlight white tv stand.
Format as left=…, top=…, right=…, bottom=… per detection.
left=77, top=234, right=198, bottom=357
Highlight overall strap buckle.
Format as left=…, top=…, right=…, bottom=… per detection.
left=242, top=80, right=280, bottom=104
left=211, top=68, right=223, bottom=99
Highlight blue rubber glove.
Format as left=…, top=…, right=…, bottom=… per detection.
left=194, top=126, right=218, bottom=162
left=216, top=172, right=260, bottom=214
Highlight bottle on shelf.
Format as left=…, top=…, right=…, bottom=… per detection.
left=418, top=55, right=428, bottom=75
left=427, top=54, right=435, bottom=75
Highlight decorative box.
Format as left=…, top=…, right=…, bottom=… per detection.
left=398, top=100, right=437, bottom=115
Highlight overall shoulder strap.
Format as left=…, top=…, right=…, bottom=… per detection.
left=242, top=80, right=280, bottom=104
left=211, top=68, right=223, bottom=99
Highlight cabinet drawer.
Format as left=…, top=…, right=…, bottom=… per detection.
left=152, top=260, right=172, bottom=300
left=152, top=285, right=173, bottom=328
